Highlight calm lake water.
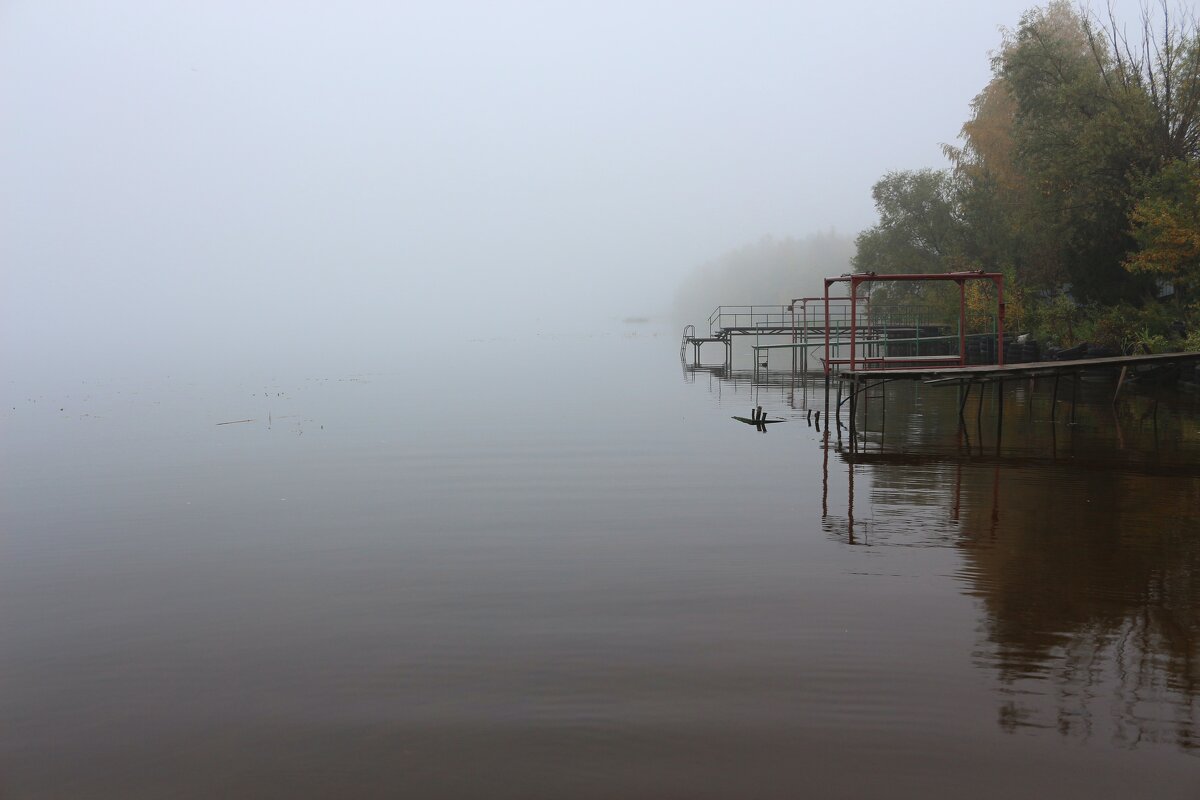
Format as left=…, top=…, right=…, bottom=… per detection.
left=3, top=326, right=1199, bottom=798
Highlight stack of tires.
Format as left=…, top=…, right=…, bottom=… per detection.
left=966, top=336, right=997, bottom=365
left=1004, top=340, right=1022, bottom=364
left=965, top=338, right=980, bottom=364
left=1002, top=337, right=1041, bottom=364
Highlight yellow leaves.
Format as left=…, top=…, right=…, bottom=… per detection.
left=962, top=279, right=1027, bottom=334
left=1124, top=160, right=1200, bottom=288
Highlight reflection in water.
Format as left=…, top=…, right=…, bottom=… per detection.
left=958, top=463, right=1199, bottom=751
left=3, top=338, right=1198, bottom=797
left=844, top=381, right=1199, bottom=752
left=826, top=444, right=1199, bottom=751
left=731, top=406, right=786, bottom=433
left=699, top=362, right=1200, bottom=754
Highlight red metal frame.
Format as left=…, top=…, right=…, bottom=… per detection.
left=788, top=295, right=855, bottom=345
left=822, top=271, right=1005, bottom=373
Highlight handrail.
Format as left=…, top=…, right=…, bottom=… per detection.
left=706, top=302, right=951, bottom=336
left=680, top=325, right=696, bottom=359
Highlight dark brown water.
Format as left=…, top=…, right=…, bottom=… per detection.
left=3, top=329, right=1198, bottom=798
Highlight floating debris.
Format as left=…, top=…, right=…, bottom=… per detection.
left=731, top=406, right=786, bottom=431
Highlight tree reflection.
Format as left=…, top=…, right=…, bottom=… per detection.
left=696, top=356, right=1200, bottom=752
left=823, top=382, right=1200, bottom=753
left=957, top=464, right=1199, bottom=752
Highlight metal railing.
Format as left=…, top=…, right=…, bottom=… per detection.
left=707, top=303, right=955, bottom=336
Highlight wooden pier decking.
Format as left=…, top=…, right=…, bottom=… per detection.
left=838, top=350, right=1200, bottom=384
left=833, top=350, right=1200, bottom=440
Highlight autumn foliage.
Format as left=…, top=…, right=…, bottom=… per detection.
left=854, top=1, right=1200, bottom=349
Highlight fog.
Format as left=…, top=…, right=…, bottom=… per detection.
left=673, top=231, right=855, bottom=324
left=1, top=1, right=1140, bottom=377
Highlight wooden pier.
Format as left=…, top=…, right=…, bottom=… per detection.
left=839, top=350, right=1200, bottom=384
left=834, top=350, right=1200, bottom=439
left=682, top=273, right=1200, bottom=444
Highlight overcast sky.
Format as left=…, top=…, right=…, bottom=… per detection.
left=0, top=1, right=1150, bottom=373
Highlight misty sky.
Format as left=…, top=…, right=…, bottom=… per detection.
left=1, top=1, right=1149, bottom=372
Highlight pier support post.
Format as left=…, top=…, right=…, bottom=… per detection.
left=1051, top=375, right=1060, bottom=422
left=1112, top=366, right=1128, bottom=407
left=1071, top=371, right=1079, bottom=424
left=995, top=378, right=1005, bottom=451
left=849, top=377, right=857, bottom=443
left=835, top=379, right=843, bottom=430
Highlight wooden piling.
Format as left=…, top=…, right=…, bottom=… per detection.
left=1071, top=370, right=1079, bottom=424
left=849, top=377, right=857, bottom=441
left=995, top=378, right=1004, bottom=451
left=835, top=380, right=843, bottom=430
left=1112, top=366, right=1128, bottom=406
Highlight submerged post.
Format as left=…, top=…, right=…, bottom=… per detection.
left=849, top=376, right=857, bottom=441
left=1071, top=370, right=1079, bottom=424
left=1113, top=366, right=1129, bottom=406
left=835, top=379, right=843, bottom=429
left=995, top=378, right=1005, bottom=450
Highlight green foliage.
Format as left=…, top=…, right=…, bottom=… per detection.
left=856, top=1, right=1200, bottom=346
left=1025, top=293, right=1082, bottom=345
left=997, top=2, right=1155, bottom=304
left=852, top=169, right=964, bottom=277
left=1049, top=300, right=1189, bottom=352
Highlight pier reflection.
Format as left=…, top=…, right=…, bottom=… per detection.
left=823, top=383, right=1200, bottom=753
left=691, top=362, right=1200, bottom=753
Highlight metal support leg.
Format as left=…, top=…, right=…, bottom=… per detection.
left=1113, top=366, right=1128, bottom=406
left=1071, top=371, right=1079, bottom=424
left=835, top=379, right=843, bottom=430
left=849, top=377, right=857, bottom=443
left=995, top=378, right=1005, bottom=453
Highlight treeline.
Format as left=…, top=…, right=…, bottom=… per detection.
left=855, top=0, right=1200, bottom=352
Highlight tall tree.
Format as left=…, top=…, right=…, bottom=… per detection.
left=997, top=1, right=1156, bottom=303
left=946, top=77, right=1064, bottom=291
left=852, top=169, right=964, bottom=275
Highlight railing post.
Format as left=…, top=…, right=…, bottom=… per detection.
left=958, top=279, right=966, bottom=367
left=849, top=277, right=858, bottom=371
left=996, top=276, right=1006, bottom=367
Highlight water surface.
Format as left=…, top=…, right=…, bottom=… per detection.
left=2, top=328, right=1198, bottom=797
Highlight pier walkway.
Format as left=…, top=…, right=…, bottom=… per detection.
left=839, top=350, right=1200, bottom=386
left=834, top=350, right=1200, bottom=439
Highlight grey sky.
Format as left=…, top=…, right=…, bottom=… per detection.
left=1, top=1, right=1148, bottom=373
